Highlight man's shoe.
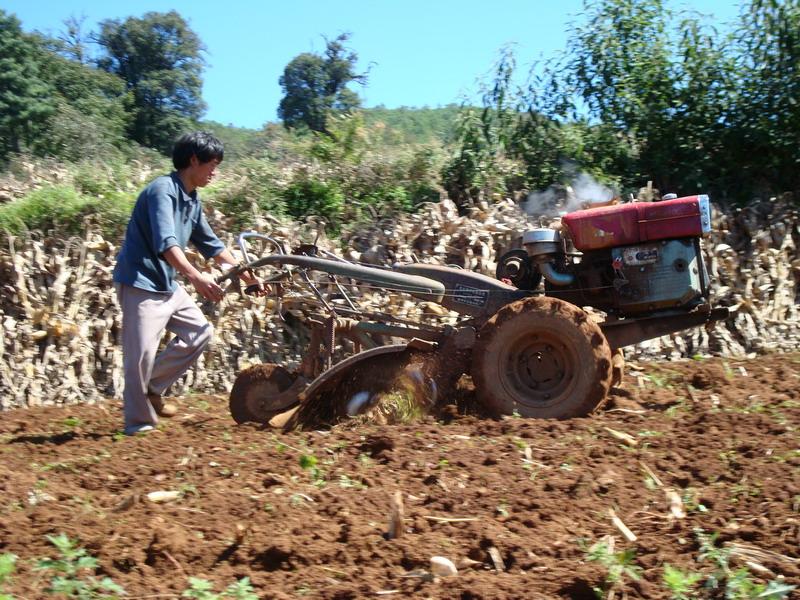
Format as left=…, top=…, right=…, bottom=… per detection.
left=148, top=393, right=178, bottom=417
left=124, top=424, right=155, bottom=436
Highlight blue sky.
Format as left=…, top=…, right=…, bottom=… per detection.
left=6, top=1, right=742, bottom=129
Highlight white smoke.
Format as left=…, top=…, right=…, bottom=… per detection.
left=522, top=186, right=561, bottom=219
left=523, top=172, right=618, bottom=219
left=567, top=173, right=617, bottom=212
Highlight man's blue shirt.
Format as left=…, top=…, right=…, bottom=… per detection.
left=113, top=173, right=225, bottom=293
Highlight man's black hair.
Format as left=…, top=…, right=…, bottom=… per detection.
left=172, top=131, right=224, bottom=170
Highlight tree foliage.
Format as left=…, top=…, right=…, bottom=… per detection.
left=0, top=10, right=54, bottom=160
left=96, top=10, right=206, bottom=151
left=278, top=33, right=366, bottom=134
left=361, top=104, right=461, bottom=145
left=32, top=36, right=131, bottom=158
left=733, top=0, right=800, bottom=195
left=445, top=0, right=800, bottom=204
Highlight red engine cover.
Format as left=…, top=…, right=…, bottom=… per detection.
left=561, top=196, right=710, bottom=251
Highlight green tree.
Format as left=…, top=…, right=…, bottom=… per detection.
left=0, top=10, right=55, bottom=160
left=96, top=10, right=206, bottom=151
left=442, top=48, right=532, bottom=208
left=551, top=0, right=739, bottom=197
left=278, top=33, right=366, bottom=135
left=733, top=0, right=800, bottom=197
left=664, top=14, right=736, bottom=194
left=32, top=34, right=131, bottom=158
left=56, top=14, right=90, bottom=64
left=563, top=0, right=675, bottom=189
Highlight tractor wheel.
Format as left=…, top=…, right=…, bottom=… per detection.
left=471, top=296, right=613, bottom=418
left=229, top=364, right=302, bottom=424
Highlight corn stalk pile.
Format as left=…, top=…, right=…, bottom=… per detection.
left=0, top=197, right=797, bottom=409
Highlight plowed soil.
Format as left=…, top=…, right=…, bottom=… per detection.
left=1, top=354, right=798, bottom=599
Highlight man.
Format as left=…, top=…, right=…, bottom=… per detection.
left=113, top=131, right=262, bottom=435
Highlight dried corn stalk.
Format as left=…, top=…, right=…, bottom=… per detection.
left=0, top=195, right=797, bottom=409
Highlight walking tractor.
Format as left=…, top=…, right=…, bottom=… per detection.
left=217, top=195, right=729, bottom=430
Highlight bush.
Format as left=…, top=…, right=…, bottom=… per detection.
left=282, top=176, right=345, bottom=225
left=0, top=184, right=133, bottom=238
left=204, top=158, right=286, bottom=230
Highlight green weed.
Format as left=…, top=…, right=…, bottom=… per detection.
left=289, top=494, right=310, bottom=507
left=496, top=503, right=510, bottom=518
left=582, top=539, right=641, bottom=597
left=181, top=576, right=258, bottom=599
left=665, top=398, right=690, bottom=418
left=0, top=553, right=17, bottom=600
left=299, top=454, right=326, bottom=487
left=338, top=474, right=366, bottom=489
left=35, top=533, right=125, bottom=598
left=62, top=417, right=82, bottom=429
left=681, top=488, right=709, bottom=513
left=662, top=564, right=702, bottom=599
left=695, top=529, right=795, bottom=599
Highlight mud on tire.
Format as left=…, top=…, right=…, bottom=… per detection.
left=471, top=296, right=613, bottom=418
left=229, top=363, right=299, bottom=424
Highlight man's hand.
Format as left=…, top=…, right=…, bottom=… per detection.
left=189, top=272, right=225, bottom=302
left=239, top=269, right=268, bottom=297
left=213, top=249, right=267, bottom=297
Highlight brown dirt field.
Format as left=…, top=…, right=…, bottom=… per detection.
left=0, top=354, right=798, bottom=599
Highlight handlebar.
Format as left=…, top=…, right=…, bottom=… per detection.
left=237, top=232, right=286, bottom=263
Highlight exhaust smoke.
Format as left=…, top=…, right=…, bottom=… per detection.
left=523, top=172, right=618, bottom=218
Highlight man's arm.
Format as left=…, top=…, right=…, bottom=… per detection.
left=163, top=246, right=225, bottom=302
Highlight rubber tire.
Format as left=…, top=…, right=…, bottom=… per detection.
left=229, top=363, right=297, bottom=424
left=471, top=296, right=613, bottom=418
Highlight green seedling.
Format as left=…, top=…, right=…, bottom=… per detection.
left=62, top=416, right=82, bottom=429
left=643, top=473, right=660, bottom=491
left=637, top=430, right=663, bottom=438
left=695, top=529, right=795, bottom=599
left=582, top=539, right=642, bottom=598
left=662, top=564, right=702, bottom=600
left=681, top=488, right=709, bottom=513
left=179, top=483, right=198, bottom=497
left=338, top=474, right=366, bottom=489
left=35, top=533, right=125, bottom=598
left=299, top=453, right=326, bottom=487
left=289, top=494, right=308, bottom=507
left=182, top=576, right=258, bottom=599
left=0, top=553, right=17, bottom=600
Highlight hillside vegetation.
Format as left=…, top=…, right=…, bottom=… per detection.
left=1, top=0, right=799, bottom=245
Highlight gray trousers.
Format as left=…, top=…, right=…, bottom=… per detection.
left=116, top=283, right=213, bottom=428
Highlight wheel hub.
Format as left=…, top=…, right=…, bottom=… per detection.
left=503, top=334, right=575, bottom=407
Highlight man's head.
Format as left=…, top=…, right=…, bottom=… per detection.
left=172, top=131, right=224, bottom=191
